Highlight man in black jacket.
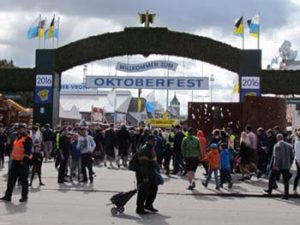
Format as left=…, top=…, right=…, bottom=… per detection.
left=172, top=125, right=186, bottom=174
left=136, top=135, right=159, bottom=214
left=116, top=124, right=131, bottom=167
left=58, top=127, right=71, bottom=184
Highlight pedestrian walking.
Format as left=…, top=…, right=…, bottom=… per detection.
left=104, top=124, right=116, bottom=167
left=29, top=125, right=45, bottom=186
left=0, top=124, right=6, bottom=169
left=172, top=125, right=186, bottom=175
left=202, top=143, right=220, bottom=190
left=181, top=128, right=201, bottom=190
left=264, top=133, right=294, bottom=199
left=58, top=127, right=71, bottom=184
left=42, top=123, right=54, bottom=162
left=293, top=132, right=300, bottom=194
left=70, top=132, right=81, bottom=182
left=0, top=123, right=32, bottom=202
left=116, top=124, right=131, bottom=167
left=136, top=134, right=159, bottom=214
left=220, top=143, right=233, bottom=188
left=77, top=126, right=96, bottom=183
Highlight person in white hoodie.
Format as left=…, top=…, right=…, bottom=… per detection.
left=293, top=132, right=300, bottom=194
left=77, top=127, right=96, bottom=183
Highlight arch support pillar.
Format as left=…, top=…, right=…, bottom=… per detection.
left=33, top=50, right=61, bottom=127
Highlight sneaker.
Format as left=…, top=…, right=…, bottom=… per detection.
left=0, top=196, right=11, bottom=202
left=202, top=182, right=207, bottom=188
left=40, top=183, right=45, bottom=186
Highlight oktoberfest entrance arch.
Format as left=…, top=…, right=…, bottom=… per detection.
left=34, top=27, right=264, bottom=126
left=0, top=27, right=298, bottom=126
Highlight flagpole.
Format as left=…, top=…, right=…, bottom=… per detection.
left=38, top=14, right=41, bottom=49
left=242, top=14, right=245, bottom=49
left=52, top=15, right=55, bottom=49
left=56, top=17, right=60, bottom=48
left=257, top=13, right=260, bottom=49
left=113, top=88, right=117, bottom=125
left=166, top=55, right=170, bottom=111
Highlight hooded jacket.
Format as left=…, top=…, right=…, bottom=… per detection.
left=197, top=130, right=208, bottom=160
left=207, top=148, right=220, bottom=169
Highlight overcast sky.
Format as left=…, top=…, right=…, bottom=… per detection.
left=0, top=0, right=300, bottom=114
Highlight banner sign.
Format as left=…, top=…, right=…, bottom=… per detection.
left=35, top=75, right=53, bottom=104
left=86, top=76, right=209, bottom=90
left=241, top=76, right=260, bottom=89
left=61, top=83, right=93, bottom=91
left=36, top=75, right=53, bottom=87
left=240, top=76, right=260, bottom=102
left=116, top=60, right=178, bottom=72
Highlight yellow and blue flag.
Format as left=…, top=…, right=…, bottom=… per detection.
left=45, top=17, right=59, bottom=39
left=47, top=17, right=55, bottom=39
left=233, top=16, right=244, bottom=36
left=38, top=19, right=46, bottom=38
left=247, top=14, right=260, bottom=37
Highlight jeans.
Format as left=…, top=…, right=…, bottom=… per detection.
left=173, top=152, right=185, bottom=173
left=205, top=169, right=220, bottom=188
left=71, top=158, right=81, bottom=180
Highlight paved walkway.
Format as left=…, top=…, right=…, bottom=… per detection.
left=0, top=158, right=299, bottom=198
left=1, top=159, right=300, bottom=225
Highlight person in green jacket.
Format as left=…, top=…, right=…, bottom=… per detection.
left=181, top=127, right=202, bottom=190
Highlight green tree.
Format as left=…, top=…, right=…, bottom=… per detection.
left=0, top=59, right=16, bottom=68
left=0, top=59, right=33, bottom=107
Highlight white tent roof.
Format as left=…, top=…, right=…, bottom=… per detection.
left=60, top=91, right=132, bottom=113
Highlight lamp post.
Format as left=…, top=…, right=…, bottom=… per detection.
left=210, top=74, right=214, bottom=102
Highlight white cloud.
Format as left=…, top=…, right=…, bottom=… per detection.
left=1, top=0, right=299, bottom=115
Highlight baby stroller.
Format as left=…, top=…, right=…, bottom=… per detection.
left=109, top=183, right=143, bottom=216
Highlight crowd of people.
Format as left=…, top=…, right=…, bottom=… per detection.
left=0, top=121, right=299, bottom=210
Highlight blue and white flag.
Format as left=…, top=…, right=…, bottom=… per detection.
left=27, top=17, right=40, bottom=39
left=247, top=14, right=259, bottom=38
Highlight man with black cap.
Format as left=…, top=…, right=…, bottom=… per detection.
left=0, top=123, right=32, bottom=202
left=136, top=134, right=159, bottom=214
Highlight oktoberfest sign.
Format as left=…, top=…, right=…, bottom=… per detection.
left=86, top=76, right=209, bottom=90
left=116, top=60, right=178, bottom=72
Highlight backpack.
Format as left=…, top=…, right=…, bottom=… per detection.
left=128, top=152, right=139, bottom=172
